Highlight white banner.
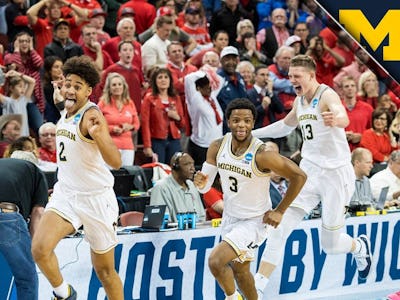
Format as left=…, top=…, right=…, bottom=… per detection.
left=1, top=214, right=399, bottom=299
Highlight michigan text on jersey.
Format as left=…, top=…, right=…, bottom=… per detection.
left=339, top=10, right=400, bottom=61
left=217, top=162, right=252, bottom=178
left=57, top=129, right=76, bottom=141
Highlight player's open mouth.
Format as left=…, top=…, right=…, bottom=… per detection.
left=294, top=85, right=302, bottom=93
left=65, top=99, right=76, bottom=109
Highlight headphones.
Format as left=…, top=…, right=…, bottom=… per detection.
left=172, top=152, right=184, bottom=170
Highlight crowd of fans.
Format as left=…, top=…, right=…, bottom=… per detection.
left=1, top=0, right=400, bottom=218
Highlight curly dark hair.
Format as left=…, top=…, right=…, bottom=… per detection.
left=62, top=56, right=100, bottom=88
left=225, top=98, right=257, bottom=120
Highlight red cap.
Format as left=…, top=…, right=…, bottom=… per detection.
left=157, top=6, right=173, bottom=17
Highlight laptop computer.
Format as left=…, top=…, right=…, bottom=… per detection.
left=121, top=205, right=167, bottom=233
left=376, top=186, right=389, bottom=210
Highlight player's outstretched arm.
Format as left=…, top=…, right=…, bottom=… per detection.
left=83, top=108, right=122, bottom=170
left=256, top=148, right=307, bottom=227
left=252, top=99, right=299, bottom=139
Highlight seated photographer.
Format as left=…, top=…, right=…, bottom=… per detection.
left=150, top=152, right=206, bottom=223
left=348, top=148, right=376, bottom=213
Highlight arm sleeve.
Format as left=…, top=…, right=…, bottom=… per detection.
left=197, top=162, right=218, bottom=194
left=252, top=119, right=296, bottom=139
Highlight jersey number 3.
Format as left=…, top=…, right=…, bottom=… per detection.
left=229, top=176, right=238, bottom=193
left=301, top=124, right=313, bottom=140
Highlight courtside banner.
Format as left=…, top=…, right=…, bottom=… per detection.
left=316, top=0, right=400, bottom=85
left=1, top=214, right=400, bottom=299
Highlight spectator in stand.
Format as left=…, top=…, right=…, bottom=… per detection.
left=4, top=136, right=39, bottom=159
left=247, top=64, right=284, bottom=129
left=340, top=76, right=373, bottom=151
left=349, top=147, right=375, bottom=212
left=370, top=150, right=400, bottom=208
left=141, top=68, right=186, bottom=164
left=259, top=8, right=290, bottom=65
left=305, top=35, right=345, bottom=88
left=201, top=51, right=220, bottom=69
left=0, top=114, right=22, bottom=157
left=176, top=0, right=208, bottom=31
left=141, top=15, right=174, bottom=75
left=81, top=24, right=113, bottom=72
left=209, top=0, right=251, bottom=47
left=333, top=47, right=370, bottom=95
left=102, top=17, right=143, bottom=81
left=166, top=41, right=197, bottom=146
left=360, top=108, right=397, bottom=172
left=43, top=56, right=63, bottom=123
left=180, top=7, right=213, bottom=56
left=79, top=8, right=110, bottom=46
left=98, top=41, right=143, bottom=113
left=185, top=70, right=223, bottom=166
left=203, top=174, right=223, bottom=220
left=285, top=35, right=302, bottom=55
left=390, top=111, right=400, bottom=147
left=60, top=0, right=101, bottom=43
left=236, top=61, right=255, bottom=90
left=102, top=0, right=128, bottom=36
left=43, top=19, right=84, bottom=62
left=27, top=0, right=87, bottom=58
left=301, top=0, right=327, bottom=37
left=358, top=70, right=380, bottom=109
left=150, top=152, right=206, bottom=222
left=255, top=0, right=285, bottom=31
left=38, top=122, right=56, bottom=163
left=238, top=32, right=268, bottom=67
left=117, top=0, right=156, bottom=35
left=285, top=0, right=310, bottom=33
left=216, top=46, right=247, bottom=133
left=293, top=22, right=309, bottom=54
left=268, top=45, right=296, bottom=119
left=332, top=31, right=355, bottom=68
left=378, top=94, right=398, bottom=120
left=235, top=19, right=257, bottom=49
left=139, top=6, right=197, bottom=56
left=187, top=30, right=229, bottom=69
left=0, top=70, right=35, bottom=137
left=98, top=73, right=140, bottom=166
left=4, top=32, right=45, bottom=135
left=5, top=0, right=30, bottom=45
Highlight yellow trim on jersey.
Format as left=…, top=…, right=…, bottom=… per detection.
left=322, top=222, right=345, bottom=231
left=65, top=102, right=97, bottom=144
left=223, top=238, right=254, bottom=262
left=251, top=142, right=270, bottom=177
left=92, top=243, right=118, bottom=254
left=228, top=135, right=257, bottom=160
left=47, top=208, right=76, bottom=230
left=216, top=134, right=229, bottom=161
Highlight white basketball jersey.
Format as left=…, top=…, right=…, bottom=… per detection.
left=216, top=133, right=271, bottom=219
left=296, top=83, right=351, bottom=169
left=56, top=102, right=114, bottom=192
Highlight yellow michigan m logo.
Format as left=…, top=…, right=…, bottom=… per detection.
left=339, top=10, right=400, bottom=61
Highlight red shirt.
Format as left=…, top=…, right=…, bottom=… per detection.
left=39, top=147, right=57, bottom=163
left=102, top=37, right=143, bottom=81
left=203, top=187, right=223, bottom=220
left=98, top=63, right=143, bottom=113
left=82, top=45, right=114, bottom=70
left=98, top=98, right=140, bottom=150
left=141, top=94, right=185, bottom=148
left=360, top=129, right=396, bottom=163
left=313, top=52, right=337, bottom=88
left=117, top=0, right=156, bottom=34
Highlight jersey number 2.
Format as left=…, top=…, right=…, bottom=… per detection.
left=58, top=142, right=67, bottom=161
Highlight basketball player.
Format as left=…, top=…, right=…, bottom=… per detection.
left=194, top=98, right=307, bottom=300
left=252, top=55, right=372, bottom=298
left=31, top=56, right=123, bottom=300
